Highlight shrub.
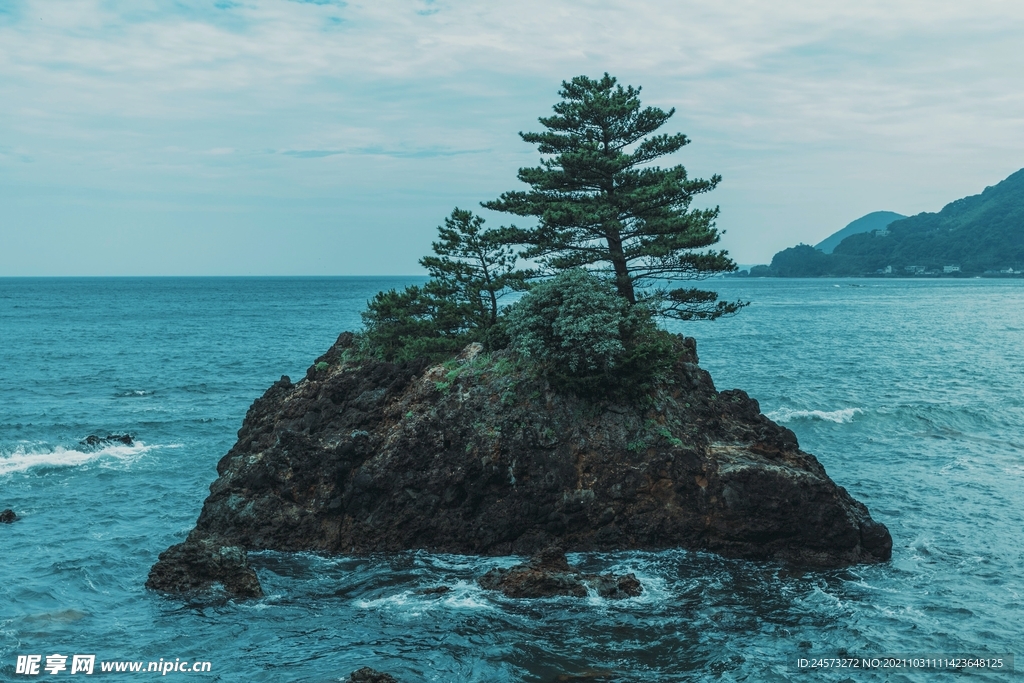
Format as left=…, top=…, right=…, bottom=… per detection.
left=360, top=284, right=469, bottom=362
left=504, top=269, right=674, bottom=397
left=359, top=208, right=527, bottom=363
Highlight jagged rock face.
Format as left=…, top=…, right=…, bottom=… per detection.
left=148, top=333, right=891, bottom=596
left=146, top=533, right=262, bottom=597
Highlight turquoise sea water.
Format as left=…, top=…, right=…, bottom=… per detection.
left=1, top=277, right=1022, bottom=681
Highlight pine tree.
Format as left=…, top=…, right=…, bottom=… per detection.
left=361, top=208, right=525, bottom=360
left=484, top=73, right=744, bottom=320
left=419, top=208, right=528, bottom=328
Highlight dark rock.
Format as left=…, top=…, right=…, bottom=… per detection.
left=418, top=586, right=451, bottom=596
left=479, top=547, right=586, bottom=598
left=347, top=667, right=398, bottom=683
left=145, top=533, right=262, bottom=598
left=0, top=509, right=18, bottom=523
left=149, top=334, right=892, bottom=597
left=80, top=434, right=134, bottom=448
left=478, top=547, right=642, bottom=599
left=589, top=572, right=643, bottom=600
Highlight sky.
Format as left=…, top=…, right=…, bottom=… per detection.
left=2, top=0, right=1023, bottom=275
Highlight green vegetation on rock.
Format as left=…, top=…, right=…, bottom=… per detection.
left=484, top=73, right=744, bottom=321
left=359, top=74, right=742, bottom=394
left=361, top=208, right=523, bottom=362
left=505, top=269, right=674, bottom=396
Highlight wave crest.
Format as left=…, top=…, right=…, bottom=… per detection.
left=0, top=442, right=154, bottom=476
left=766, top=407, right=862, bottom=424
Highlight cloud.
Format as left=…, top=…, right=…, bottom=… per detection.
left=2, top=0, right=1023, bottom=271
left=6, top=1, right=1023, bottom=138
left=280, top=145, right=487, bottom=158
left=281, top=149, right=345, bottom=159
left=0, top=145, right=33, bottom=163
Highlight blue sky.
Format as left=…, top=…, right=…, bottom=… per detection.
left=2, top=0, right=1023, bottom=275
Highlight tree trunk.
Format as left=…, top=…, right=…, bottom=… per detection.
left=604, top=226, right=635, bottom=304
left=477, top=251, right=499, bottom=325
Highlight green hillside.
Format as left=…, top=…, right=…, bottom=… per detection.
left=814, top=211, right=905, bottom=254
left=755, top=169, right=1024, bottom=276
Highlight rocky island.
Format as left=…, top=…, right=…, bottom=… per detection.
left=147, top=332, right=892, bottom=598
left=149, top=74, right=893, bottom=598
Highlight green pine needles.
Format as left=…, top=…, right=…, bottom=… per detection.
left=419, top=208, right=529, bottom=328
left=359, top=73, right=744, bottom=394
left=485, top=73, right=745, bottom=321
left=361, top=208, right=525, bottom=362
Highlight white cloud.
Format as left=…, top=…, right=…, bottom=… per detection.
left=2, top=0, right=1023, bottom=272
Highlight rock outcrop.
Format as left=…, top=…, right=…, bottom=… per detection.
left=347, top=668, right=398, bottom=683
left=1, top=509, right=18, bottom=524
left=80, top=434, right=134, bottom=448
left=145, top=533, right=262, bottom=597
left=147, top=333, right=891, bottom=597
left=479, top=547, right=642, bottom=599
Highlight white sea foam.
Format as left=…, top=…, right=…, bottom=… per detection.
left=439, top=582, right=497, bottom=611
left=355, top=580, right=496, bottom=614
left=0, top=442, right=155, bottom=476
left=355, top=591, right=416, bottom=611
left=766, top=407, right=862, bottom=424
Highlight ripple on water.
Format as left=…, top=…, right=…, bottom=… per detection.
left=2, top=277, right=1023, bottom=681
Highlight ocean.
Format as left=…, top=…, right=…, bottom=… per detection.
left=1, top=276, right=1021, bottom=681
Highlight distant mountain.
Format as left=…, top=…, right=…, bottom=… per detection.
left=814, top=211, right=906, bottom=254
left=752, top=169, right=1024, bottom=277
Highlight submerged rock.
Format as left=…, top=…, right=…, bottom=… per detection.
left=148, top=332, right=891, bottom=597
left=479, top=547, right=642, bottom=599
left=347, top=668, right=398, bottom=683
left=587, top=572, right=644, bottom=600
left=80, top=434, right=134, bottom=448
left=1, top=509, right=18, bottom=523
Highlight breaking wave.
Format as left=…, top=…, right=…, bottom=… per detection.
left=765, top=406, right=863, bottom=424
left=0, top=441, right=155, bottom=476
